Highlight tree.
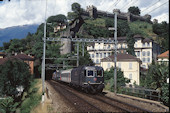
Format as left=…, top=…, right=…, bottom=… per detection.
left=140, top=62, right=169, bottom=105
left=68, top=2, right=83, bottom=20
left=71, top=2, right=82, bottom=15
left=47, top=14, right=67, bottom=24
left=104, top=67, right=130, bottom=92
left=0, top=59, right=32, bottom=99
left=152, top=21, right=169, bottom=52
left=128, top=6, right=141, bottom=16
left=0, top=97, right=18, bottom=113
left=126, top=31, right=135, bottom=56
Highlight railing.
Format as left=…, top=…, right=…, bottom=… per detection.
left=121, top=86, right=161, bottom=101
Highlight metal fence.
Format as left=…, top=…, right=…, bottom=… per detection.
left=121, top=86, right=161, bottom=101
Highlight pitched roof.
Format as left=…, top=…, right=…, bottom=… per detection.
left=14, top=54, right=34, bottom=61
left=0, top=54, right=34, bottom=65
left=101, top=53, right=141, bottom=62
left=157, top=50, right=169, bottom=58
left=0, top=57, right=21, bottom=65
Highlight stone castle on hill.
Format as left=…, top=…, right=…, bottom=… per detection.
left=59, top=5, right=152, bottom=54
left=83, top=5, right=151, bottom=22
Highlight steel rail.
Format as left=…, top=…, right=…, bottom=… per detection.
left=48, top=81, right=104, bottom=112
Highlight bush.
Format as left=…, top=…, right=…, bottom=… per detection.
left=0, top=58, right=32, bottom=98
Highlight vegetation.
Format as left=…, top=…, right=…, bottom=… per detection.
left=0, top=59, right=32, bottom=99
left=128, top=6, right=141, bottom=16
left=140, top=62, right=169, bottom=106
left=20, top=79, right=41, bottom=113
left=126, top=31, right=135, bottom=56
left=152, top=21, right=169, bottom=52
left=0, top=59, right=41, bottom=113
left=104, top=67, right=130, bottom=92
left=128, top=20, right=155, bottom=38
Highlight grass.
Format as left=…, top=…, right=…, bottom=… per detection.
left=128, top=20, right=157, bottom=39
left=84, top=18, right=106, bottom=27
left=18, top=79, right=42, bottom=113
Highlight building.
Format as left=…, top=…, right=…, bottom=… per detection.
left=54, top=23, right=67, bottom=33
left=101, top=53, right=141, bottom=85
left=87, top=34, right=161, bottom=69
left=0, top=53, right=34, bottom=74
left=0, top=52, right=5, bottom=58
left=157, top=50, right=169, bottom=64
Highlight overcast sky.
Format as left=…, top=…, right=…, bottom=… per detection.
left=0, top=0, right=169, bottom=29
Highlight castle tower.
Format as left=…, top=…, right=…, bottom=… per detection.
left=60, top=38, right=72, bottom=55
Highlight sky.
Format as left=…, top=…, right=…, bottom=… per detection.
left=0, top=0, right=169, bottom=29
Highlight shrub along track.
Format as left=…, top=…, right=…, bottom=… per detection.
left=48, top=80, right=152, bottom=112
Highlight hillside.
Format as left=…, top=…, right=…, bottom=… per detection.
left=0, top=24, right=39, bottom=47
left=128, top=21, right=157, bottom=40
left=73, top=17, right=158, bottom=40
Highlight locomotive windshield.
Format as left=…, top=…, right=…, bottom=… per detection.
left=87, top=70, right=94, bottom=76
left=97, top=70, right=103, bottom=77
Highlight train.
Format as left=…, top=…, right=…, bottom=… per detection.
left=52, top=66, right=105, bottom=94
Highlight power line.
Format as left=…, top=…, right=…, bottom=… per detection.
left=114, top=0, right=121, bottom=6
left=120, top=0, right=134, bottom=11
left=141, top=0, right=160, bottom=13
left=145, top=1, right=168, bottom=14
left=105, top=0, right=118, bottom=11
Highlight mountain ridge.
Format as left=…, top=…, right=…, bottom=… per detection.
left=0, top=24, right=39, bottom=47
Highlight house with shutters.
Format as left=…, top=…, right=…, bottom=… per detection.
left=87, top=34, right=161, bottom=69
left=100, top=53, right=141, bottom=85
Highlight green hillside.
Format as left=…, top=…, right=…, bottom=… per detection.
left=79, top=17, right=158, bottom=41
left=128, top=21, right=157, bottom=40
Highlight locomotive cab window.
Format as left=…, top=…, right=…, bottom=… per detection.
left=87, top=70, right=94, bottom=77
left=97, top=70, right=103, bottom=77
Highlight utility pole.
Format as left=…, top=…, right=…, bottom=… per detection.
left=82, top=42, right=85, bottom=56
left=41, top=0, right=47, bottom=102
left=77, top=43, right=79, bottom=67
left=113, top=9, right=118, bottom=95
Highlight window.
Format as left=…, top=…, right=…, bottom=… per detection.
left=129, top=63, right=132, bottom=69
left=147, top=43, right=150, bottom=47
left=108, top=45, right=110, bottom=49
left=87, top=70, right=94, bottom=77
left=118, top=63, right=121, bottom=68
left=137, top=51, right=140, bottom=57
left=96, top=59, right=99, bottom=63
left=107, top=63, right=110, bottom=68
left=142, top=51, right=145, bottom=56
left=92, top=54, right=94, bottom=58
left=96, top=53, right=99, bottom=58
left=97, top=70, right=103, bottom=77
left=104, top=53, right=106, bottom=57
left=147, top=51, right=150, bottom=56
left=142, top=58, right=145, bottom=62
left=142, top=43, right=145, bottom=47
left=129, top=74, right=132, bottom=80
left=100, top=53, right=102, bottom=58
left=121, top=44, right=123, bottom=49
left=147, top=58, right=150, bottom=62
left=108, top=52, right=111, bottom=56
left=142, top=65, right=146, bottom=68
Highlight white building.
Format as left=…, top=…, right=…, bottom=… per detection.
left=87, top=34, right=161, bottom=69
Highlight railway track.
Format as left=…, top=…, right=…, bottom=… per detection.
left=48, top=80, right=105, bottom=112
left=48, top=80, right=153, bottom=112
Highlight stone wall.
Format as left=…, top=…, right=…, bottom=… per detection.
left=85, top=5, right=151, bottom=22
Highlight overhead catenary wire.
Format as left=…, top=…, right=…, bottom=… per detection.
left=114, top=0, right=121, bottom=6
left=120, top=0, right=134, bottom=11
left=144, top=1, right=168, bottom=14
left=105, top=0, right=119, bottom=11
left=141, top=0, right=161, bottom=13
